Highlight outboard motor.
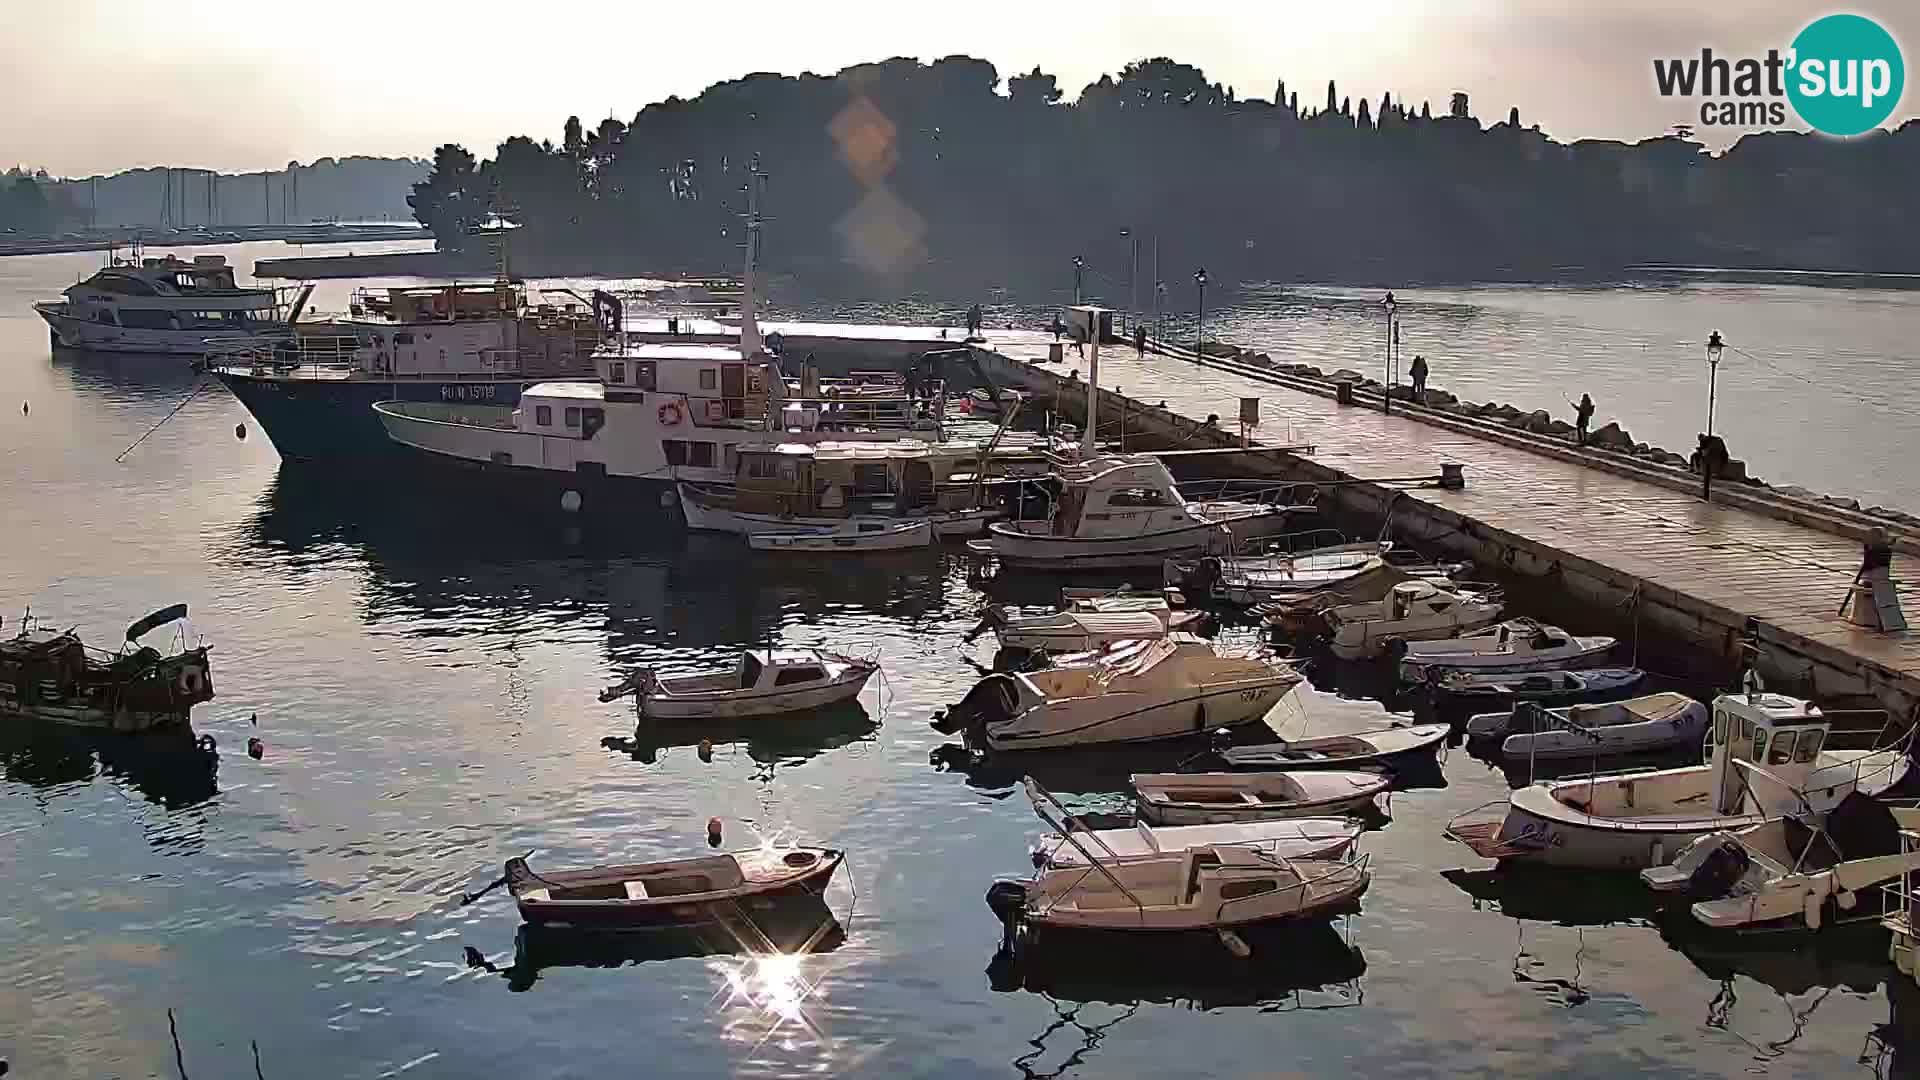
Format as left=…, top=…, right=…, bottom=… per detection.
left=1686, top=839, right=1750, bottom=898
left=985, top=878, right=1030, bottom=925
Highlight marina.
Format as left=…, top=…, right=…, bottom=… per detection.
left=8, top=259, right=1920, bottom=1075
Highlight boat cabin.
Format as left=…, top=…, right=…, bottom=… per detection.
left=719, top=440, right=994, bottom=519
left=1387, top=581, right=1455, bottom=621
left=64, top=254, right=284, bottom=331
left=1707, top=692, right=1830, bottom=815
left=1038, top=455, right=1205, bottom=537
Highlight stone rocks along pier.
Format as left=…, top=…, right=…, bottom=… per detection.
left=974, top=331, right=1920, bottom=719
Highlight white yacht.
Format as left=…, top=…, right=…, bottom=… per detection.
left=931, top=634, right=1301, bottom=751
left=36, top=254, right=304, bottom=355
left=1446, top=690, right=1911, bottom=870
left=975, top=454, right=1312, bottom=571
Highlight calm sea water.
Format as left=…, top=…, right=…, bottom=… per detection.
left=0, top=243, right=1915, bottom=1078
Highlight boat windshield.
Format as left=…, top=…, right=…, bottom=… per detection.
left=740, top=652, right=764, bottom=689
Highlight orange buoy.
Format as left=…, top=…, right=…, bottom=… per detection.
left=706, top=817, right=723, bottom=848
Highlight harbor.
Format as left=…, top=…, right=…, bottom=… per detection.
left=9, top=243, right=1920, bottom=1075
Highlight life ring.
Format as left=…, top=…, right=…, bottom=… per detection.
left=658, top=400, right=683, bottom=426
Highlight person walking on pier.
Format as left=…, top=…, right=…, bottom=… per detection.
left=1574, top=393, right=1595, bottom=445
left=1408, top=354, right=1429, bottom=400
left=966, top=303, right=983, bottom=338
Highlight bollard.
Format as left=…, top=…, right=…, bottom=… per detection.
left=1439, top=462, right=1466, bottom=490
left=1335, top=381, right=1355, bottom=406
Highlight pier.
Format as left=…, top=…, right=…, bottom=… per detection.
left=973, top=332, right=1920, bottom=719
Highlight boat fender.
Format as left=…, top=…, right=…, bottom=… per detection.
left=177, top=666, right=203, bottom=696
left=196, top=733, right=217, bottom=754
left=559, top=490, right=583, bottom=514
left=1837, top=888, right=1858, bottom=911
left=1804, top=889, right=1824, bottom=930
left=1217, top=928, right=1253, bottom=959
left=706, top=817, right=723, bottom=848
left=658, top=401, right=684, bottom=427
left=247, top=736, right=265, bottom=760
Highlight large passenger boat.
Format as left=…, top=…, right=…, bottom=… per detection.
left=36, top=253, right=304, bottom=355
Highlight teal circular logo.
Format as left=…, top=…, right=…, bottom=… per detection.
left=1787, top=14, right=1904, bottom=137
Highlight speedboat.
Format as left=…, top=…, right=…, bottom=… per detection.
left=1477, top=692, right=1708, bottom=760
left=1323, top=580, right=1504, bottom=660
left=931, top=634, right=1301, bottom=751
left=991, top=783, right=1368, bottom=944
left=1221, top=723, right=1449, bottom=771
left=1642, top=794, right=1920, bottom=931
left=1431, top=667, right=1648, bottom=714
left=1398, top=619, right=1615, bottom=683
left=1132, top=769, right=1391, bottom=825
left=976, top=455, right=1313, bottom=571
left=1169, top=543, right=1392, bottom=608
left=598, top=648, right=877, bottom=720
left=502, top=848, right=842, bottom=928
left=748, top=518, right=933, bottom=552
left=1445, top=691, right=1911, bottom=870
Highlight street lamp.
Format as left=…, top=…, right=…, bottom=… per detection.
left=1155, top=280, right=1167, bottom=339
left=1072, top=255, right=1085, bottom=305
left=1382, top=291, right=1398, bottom=415
left=1120, top=227, right=1138, bottom=334
left=1194, top=268, right=1208, bottom=357
left=1705, top=330, right=1725, bottom=437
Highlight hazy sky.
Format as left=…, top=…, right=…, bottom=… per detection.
left=6, top=0, right=1916, bottom=176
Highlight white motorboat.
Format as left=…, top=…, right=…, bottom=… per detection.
left=1132, top=769, right=1391, bottom=825
left=931, top=634, right=1301, bottom=751
left=977, top=455, right=1312, bottom=571
left=1445, top=691, right=1912, bottom=870
left=1170, top=543, right=1393, bottom=608
left=1032, top=817, right=1366, bottom=868
left=1486, top=693, right=1709, bottom=760
left=1433, top=667, right=1649, bottom=715
left=748, top=518, right=933, bottom=552
left=1398, top=619, right=1615, bottom=683
left=598, top=648, right=877, bottom=720
left=36, top=253, right=305, bottom=355
left=974, top=594, right=1205, bottom=654
left=1222, top=723, right=1450, bottom=772
left=1642, top=795, right=1920, bottom=931
left=1324, top=580, right=1504, bottom=660
left=992, top=783, right=1369, bottom=941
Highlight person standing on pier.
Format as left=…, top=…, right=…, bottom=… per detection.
left=1408, top=354, right=1429, bottom=399
left=966, top=303, right=982, bottom=338
left=1574, top=393, right=1595, bottom=445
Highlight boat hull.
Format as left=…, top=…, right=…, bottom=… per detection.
left=512, top=852, right=844, bottom=929
left=641, top=673, right=874, bottom=720
left=217, top=368, right=545, bottom=460
left=38, top=304, right=283, bottom=356
left=983, top=681, right=1288, bottom=752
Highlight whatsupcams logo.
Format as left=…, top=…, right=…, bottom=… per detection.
left=1653, top=13, right=1905, bottom=136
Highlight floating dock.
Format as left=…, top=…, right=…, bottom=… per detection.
left=974, top=332, right=1920, bottom=719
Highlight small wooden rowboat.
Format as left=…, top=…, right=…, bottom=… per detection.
left=1132, top=769, right=1390, bottom=825
left=748, top=518, right=933, bottom=552
left=1221, top=723, right=1449, bottom=771
left=504, top=848, right=843, bottom=928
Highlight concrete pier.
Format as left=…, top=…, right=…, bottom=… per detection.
left=975, top=332, right=1920, bottom=719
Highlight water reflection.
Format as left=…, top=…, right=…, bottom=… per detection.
left=602, top=701, right=880, bottom=771
left=0, top=725, right=217, bottom=810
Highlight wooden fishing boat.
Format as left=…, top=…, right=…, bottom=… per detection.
left=504, top=848, right=843, bottom=928
left=748, top=518, right=933, bottom=552
left=1132, top=769, right=1391, bottom=825
left=599, top=648, right=877, bottom=720
left=1031, top=816, right=1365, bottom=868
left=0, top=605, right=212, bottom=732
left=1221, top=723, right=1449, bottom=771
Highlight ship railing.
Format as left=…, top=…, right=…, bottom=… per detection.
left=202, top=335, right=361, bottom=374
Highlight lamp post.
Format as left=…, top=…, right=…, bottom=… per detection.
left=1382, top=291, right=1397, bottom=415
left=1705, top=329, right=1725, bottom=437
left=1072, top=255, right=1085, bottom=305
left=1194, top=268, right=1208, bottom=357
left=1121, top=227, right=1138, bottom=334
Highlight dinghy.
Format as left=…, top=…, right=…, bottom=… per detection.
left=931, top=635, right=1301, bottom=751
left=1398, top=619, right=1615, bottom=683
left=599, top=648, right=877, bottom=720
left=1323, top=581, right=1504, bottom=660
left=1642, top=794, right=1920, bottom=931
left=502, top=848, right=843, bottom=928
left=748, top=517, right=933, bottom=552
left=991, top=783, right=1369, bottom=941
left=1445, top=691, right=1911, bottom=870
left=1433, top=667, right=1648, bottom=714
left=1132, top=769, right=1391, bottom=825
left=1487, top=692, right=1709, bottom=760
left=1222, top=723, right=1449, bottom=771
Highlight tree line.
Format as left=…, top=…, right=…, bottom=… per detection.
left=406, top=55, right=1920, bottom=292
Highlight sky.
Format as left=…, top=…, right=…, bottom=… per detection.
left=6, top=0, right=1917, bottom=176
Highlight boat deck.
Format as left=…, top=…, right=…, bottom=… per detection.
left=987, top=334, right=1920, bottom=704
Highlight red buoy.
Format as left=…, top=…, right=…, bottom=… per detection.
left=706, top=817, right=723, bottom=848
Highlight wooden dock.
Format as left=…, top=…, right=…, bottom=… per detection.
left=980, top=333, right=1920, bottom=715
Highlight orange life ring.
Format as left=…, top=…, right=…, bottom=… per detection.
left=658, top=400, right=683, bottom=426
